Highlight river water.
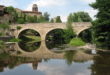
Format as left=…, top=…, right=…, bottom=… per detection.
left=0, top=42, right=110, bottom=75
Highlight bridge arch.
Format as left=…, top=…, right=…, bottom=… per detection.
left=18, top=29, right=41, bottom=52
left=45, top=28, right=65, bottom=49
left=10, top=22, right=92, bottom=41
left=78, top=28, right=92, bottom=42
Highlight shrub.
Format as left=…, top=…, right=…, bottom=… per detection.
left=69, top=38, right=86, bottom=46
left=16, top=26, right=22, bottom=30
left=17, top=18, right=25, bottom=24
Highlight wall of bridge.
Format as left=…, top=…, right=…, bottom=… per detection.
left=10, top=22, right=91, bottom=41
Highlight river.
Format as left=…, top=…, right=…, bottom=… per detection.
left=0, top=42, right=110, bottom=75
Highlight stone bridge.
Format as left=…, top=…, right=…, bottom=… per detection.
left=10, top=22, right=92, bottom=41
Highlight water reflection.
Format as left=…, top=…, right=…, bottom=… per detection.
left=1, top=40, right=110, bottom=75
left=0, top=49, right=93, bottom=75
left=90, top=51, right=110, bottom=75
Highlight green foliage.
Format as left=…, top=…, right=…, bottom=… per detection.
left=0, top=40, right=5, bottom=48
left=55, top=16, right=62, bottom=23
left=43, top=12, right=50, bottom=21
left=26, top=16, right=38, bottom=23
left=63, top=14, right=76, bottom=43
left=37, top=16, right=45, bottom=23
left=64, top=51, right=76, bottom=65
left=78, top=28, right=92, bottom=43
left=9, top=38, right=21, bottom=42
left=4, top=6, right=18, bottom=23
left=90, top=0, right=110, bottom=49
left=69, top=38, right=86, bottom=46
left=16, top=26, right=22, bottom=30
left=0, top=23, right=10, bottom=30
left=50, top=18, right=54, bottom=23
left=68, top=12, right=92, bottom=22
left=17, top=18, right=25, bottom=24
left=0, top=33, right=3, bottom=36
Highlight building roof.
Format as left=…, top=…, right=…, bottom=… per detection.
left=0, top=5, right=5, bottom=11
left=22, top=11, right=42, bottom=14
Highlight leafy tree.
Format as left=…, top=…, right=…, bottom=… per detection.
left=26, top=16, right=37, bottom=23
left=17, top=18, right=25, bottom=24
left=64, top=14, right=76, bottom=43
left=4, top=6, right=18, bottom=23
left=69, top=11, right=92, bottom=22
left=37, top=16, right=45, bottom=23
left=90, top=0, right=110, bottom=49
left=55, top=16, right=62, bottom=23
left=43, top=12, right=50, bottom=22
left=50, top=18, right=54, bottom=23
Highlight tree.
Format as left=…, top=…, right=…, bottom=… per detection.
left=69, top=11, right=92, bottom=22
left=63, top=13, right=76, bottom=43
left=43, top=12, right=50, bottom=22
left=17, top=18, right=25, bottom=24
left=90, top=0, right=110, bottom=49
left=50, top=18, right=54, bottom=23
left=55, top=16, right=62, bottom=23
left=26, top=16, right=37, bottom=23
left=37, top=16, right=46, bottom=23
left=4, top=6, right=18, bottom=23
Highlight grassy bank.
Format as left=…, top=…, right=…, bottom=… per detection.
left=69, top=38, right=86, bottom=46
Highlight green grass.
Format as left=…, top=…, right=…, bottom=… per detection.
left=69, top=38, right=86, bottom=46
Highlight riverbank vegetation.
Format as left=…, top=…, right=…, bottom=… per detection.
left=69, top=38, right=86, bottom=46
left=90, top=0, right=110, bottom=49
left=65, top=11, right=92, bottom=47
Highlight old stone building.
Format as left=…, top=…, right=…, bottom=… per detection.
left=22, top=4, right=42, bottom=17
left=0, top=5, right=5, bottom=16
left=0, top=5, right=11, bottom=24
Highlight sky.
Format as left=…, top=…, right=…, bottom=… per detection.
left=0, top=0, right=98, bottom=22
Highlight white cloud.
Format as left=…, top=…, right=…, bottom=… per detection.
left=26, top=0, right=67, bottom=11
left=61, top=16, right=67, bottom=22
left=81, top=0, right=96, bottom=3
left=0, top=0, right=17, bottom=7
left=85, top=9, right=98, bottom=20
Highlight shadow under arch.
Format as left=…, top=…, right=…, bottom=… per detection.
left=78, top=28, right=92, bottom=43
left=45, top=28, right=65, bottom=50
left=18, top=29, right=41, bottom=52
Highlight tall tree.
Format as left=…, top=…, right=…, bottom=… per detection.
left=43, top=12, right=50, bottom=22
left=70, top=11, right=92, bottom=22
left=90, top=0, right=110, bottom=49
left=50, top=18, right=54, bottom=23
left=55, top=16, right=62, bottom=23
